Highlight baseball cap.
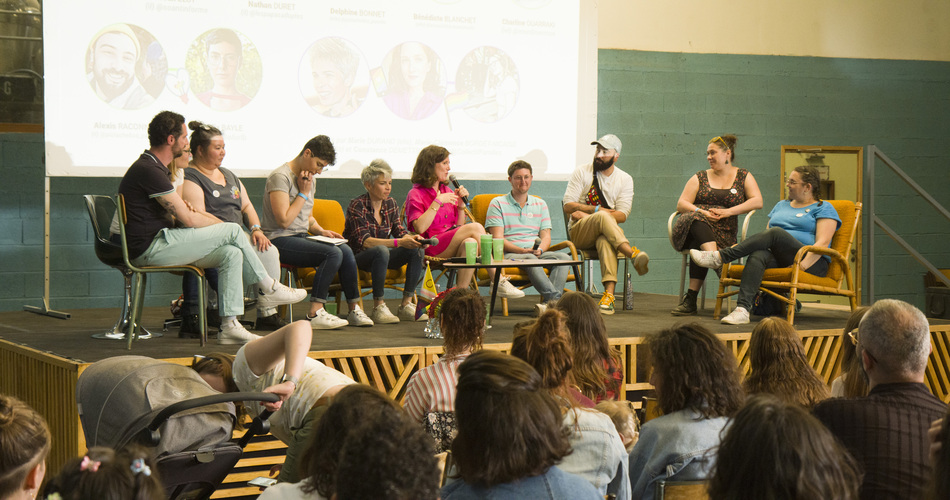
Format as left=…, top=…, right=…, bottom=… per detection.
left=591, top=134, right=621, bottom=155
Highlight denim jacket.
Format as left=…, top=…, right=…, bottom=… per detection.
left=441, top=466, right=601, bottom=500
left=628, top=408, right=729, bottom=500
left=558, top=407, right=631, bottom=500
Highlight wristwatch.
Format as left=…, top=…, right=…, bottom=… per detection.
left=280, top=373, right=299, bottom=390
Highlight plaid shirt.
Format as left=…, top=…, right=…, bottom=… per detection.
left=343, top=193, right=408, bottom=253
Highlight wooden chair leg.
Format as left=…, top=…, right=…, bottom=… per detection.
left=786, top=286, right=799, bottom=325
left=502, top=297, right=508, bottom=316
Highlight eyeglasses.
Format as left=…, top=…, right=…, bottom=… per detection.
left=847, top=329, right=859, bottom=346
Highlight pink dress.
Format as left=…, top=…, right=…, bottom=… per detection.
left=405, top=183, right=461, bottom=257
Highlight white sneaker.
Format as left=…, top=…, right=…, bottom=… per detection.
left=496, top=277, right=525, bottom=298
left=689, top=249, right=722, bottom=269
left=257, top=282, right=308, bottom=309
left=308, top=308, right=347, bottom=330
left=347, top=308, right=375, bottom=327
left=399, top=302, right=427, bottom=322
left=633, top=251, right=650, bottom=276
left=371, top=303, right=400, bottom=324
left=721, top=307, right=750, bottom=325
left=217, top=321, right=261, bottom=345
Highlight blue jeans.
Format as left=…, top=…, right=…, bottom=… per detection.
left=504, top=251, right=571, bottom=302
left=354, top=245, right=425, bottom=299
left=271, top=234, right=359, bottom=304
left=132, top=223, right=270, bottom=317
left=718, top=227, right=829, bottom=310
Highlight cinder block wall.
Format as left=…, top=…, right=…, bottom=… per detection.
left=2, top=50, right=949, bottom=312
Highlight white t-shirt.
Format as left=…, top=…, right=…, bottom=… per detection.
left=562, top=163, right=634, bottom=229
left=232, top=346, right=356, bottom=445
left=256, top=479, right=326, bottom=500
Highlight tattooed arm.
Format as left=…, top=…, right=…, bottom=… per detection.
left=156, top=191, right=220, bottom=228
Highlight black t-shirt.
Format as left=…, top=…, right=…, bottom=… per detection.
left=118, top=151, right=176, bottom=258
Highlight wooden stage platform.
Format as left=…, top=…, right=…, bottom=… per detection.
left=2, top=292, right=949, bottom=498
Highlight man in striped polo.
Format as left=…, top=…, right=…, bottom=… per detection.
left=486, top=160, right=571, bottom=314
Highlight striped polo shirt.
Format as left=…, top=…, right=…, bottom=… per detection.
left=485, top=192, right=552, bottom=249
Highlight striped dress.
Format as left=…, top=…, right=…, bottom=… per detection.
left=403, top=353, right=469, bottom=422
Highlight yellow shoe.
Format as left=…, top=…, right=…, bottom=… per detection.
left=598, top=292, right=615, bottom=315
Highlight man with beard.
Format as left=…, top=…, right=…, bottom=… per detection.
left=118, top=111, right=307, bottom=344
left=813, top=299, right=946, bottom=500
left=86, top=24, right=154, bottom=109
left=562, top=134, right=649, bottom=314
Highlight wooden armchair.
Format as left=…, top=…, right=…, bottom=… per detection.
left=471, top=194, right=580, bottom=315
left=714, top=200, right=861, bottom=325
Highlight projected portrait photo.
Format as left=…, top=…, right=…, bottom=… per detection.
left=186, top=28, right=261, bottom=112
left=299, top=37, right=369, bottom=118
left=454, top=46, right=520, bottom=123
left=379, top=41, right=446, bottom=121
left=85, top=23, right=166, bottom=110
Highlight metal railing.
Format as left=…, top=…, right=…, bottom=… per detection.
left=867, top=145, right=950, bottom=302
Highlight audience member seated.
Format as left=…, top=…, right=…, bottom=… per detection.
left=404, top=145, right=523, bottom=297
left=342, top=159, right=427, bottom=324
left=691, top=165, right=840, bottom=325
left=594, top=400, right=640, bottom=453
left=670, top=134, right=762, bottom=316
left=511, top=309, right=630, bottom=499
left=927, top=406, right=949, bottom=500
left=191, top=320, right=356, bottom=483
left=814, top=299, right=947, bottom=500
left=630, top=323, right=744, bottom=500
left=708, top=394, right=861, bottom=500
left=557, top=291, right=624, bottom=402
left=0, top=394, right=50, bottom=500
left=744, top=317, right=830, bottom=408
left=404, top=288, right=485, bottom=452
left=42, top=445, right=164, bottom=500
left=334, top=403, right=440, bottom=500
left=261, top=135, right=372, bottom=330
left=441, top=350, right=601, bottom=499
left=180, top=121, right=287, bottom=333
left=831, top=306, right=870, bottom=398
left=257, top=384, right=405, bottom=500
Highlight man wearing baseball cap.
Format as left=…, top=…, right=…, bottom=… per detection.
left=562, top=134, right=649, bottom=314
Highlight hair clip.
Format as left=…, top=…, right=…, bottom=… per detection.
left=79, top=456, right=101, bottom=472
left=130, top=458, right=152, bottom=476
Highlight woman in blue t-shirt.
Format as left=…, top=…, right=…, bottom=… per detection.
left=690, top=166, right=840, bottom=325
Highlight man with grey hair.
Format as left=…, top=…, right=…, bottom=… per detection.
left=342, top=159, right=427, bottom=323
left=814, top=299, right=946, bottom=500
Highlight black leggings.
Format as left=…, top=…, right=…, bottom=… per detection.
left=685, top=220, right=717, bottom=281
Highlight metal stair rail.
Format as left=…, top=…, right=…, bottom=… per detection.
left=867, top=145, right=950, bottom=302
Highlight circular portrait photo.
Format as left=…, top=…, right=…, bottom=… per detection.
left=379, top=41, right=446, bottom=121
left=85, top=23, right=167, bottom=110
left=186, top=28, right=262, bottom=112
left=299, top=37, right=369, bottom=118
left=455, top=46, right=520, bottom=123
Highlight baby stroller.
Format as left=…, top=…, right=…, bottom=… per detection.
left=77, top=355, right=278, bottom=500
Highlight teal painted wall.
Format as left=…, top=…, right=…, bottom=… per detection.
left=2, top=50, right=949, bottom=312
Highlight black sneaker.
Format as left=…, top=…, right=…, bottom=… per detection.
left=255, top=313, right=290, bottom=331
left=179, top=314, right=203, bottom=339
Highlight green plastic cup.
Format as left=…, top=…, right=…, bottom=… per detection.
left=492, top=238, right=504, bottom=263
left=480, top=234, right=492, bottom=265
left=464, top=241, right=477, bottom=264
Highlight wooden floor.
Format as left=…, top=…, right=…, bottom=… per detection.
left=0, top=293, right=864, bottom=362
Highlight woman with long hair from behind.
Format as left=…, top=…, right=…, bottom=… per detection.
left=0, top=394, right=50, bottom=500
left=511, top=309, right=630, bottom=499
left=708, top=394, right=860, bottom=500
left=630, top=323, right=744, bottom=500
left=831, top=306, right=870, bottom=398
left=745, top=317, right=830, bottom=407
left=556, top=291, right=624, bottom=402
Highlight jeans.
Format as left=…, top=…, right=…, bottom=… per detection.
left=504, top=251, right=571, bottom=302
left=132, top=223, right=269, bottom=317
left=354, top=245, right=425, bottom=299
left=271, top=234, right=359, bottom=303
left=718, top=227, right=830, bottom=310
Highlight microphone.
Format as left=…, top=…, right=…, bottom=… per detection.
left=419, top=237, right=439, bottom=247
left=448, top=174, right=470, bottom=207
left=532, top=237, right=542, bottom=251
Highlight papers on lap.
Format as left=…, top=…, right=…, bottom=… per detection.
left=306, top=235, right=347, bottom=246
